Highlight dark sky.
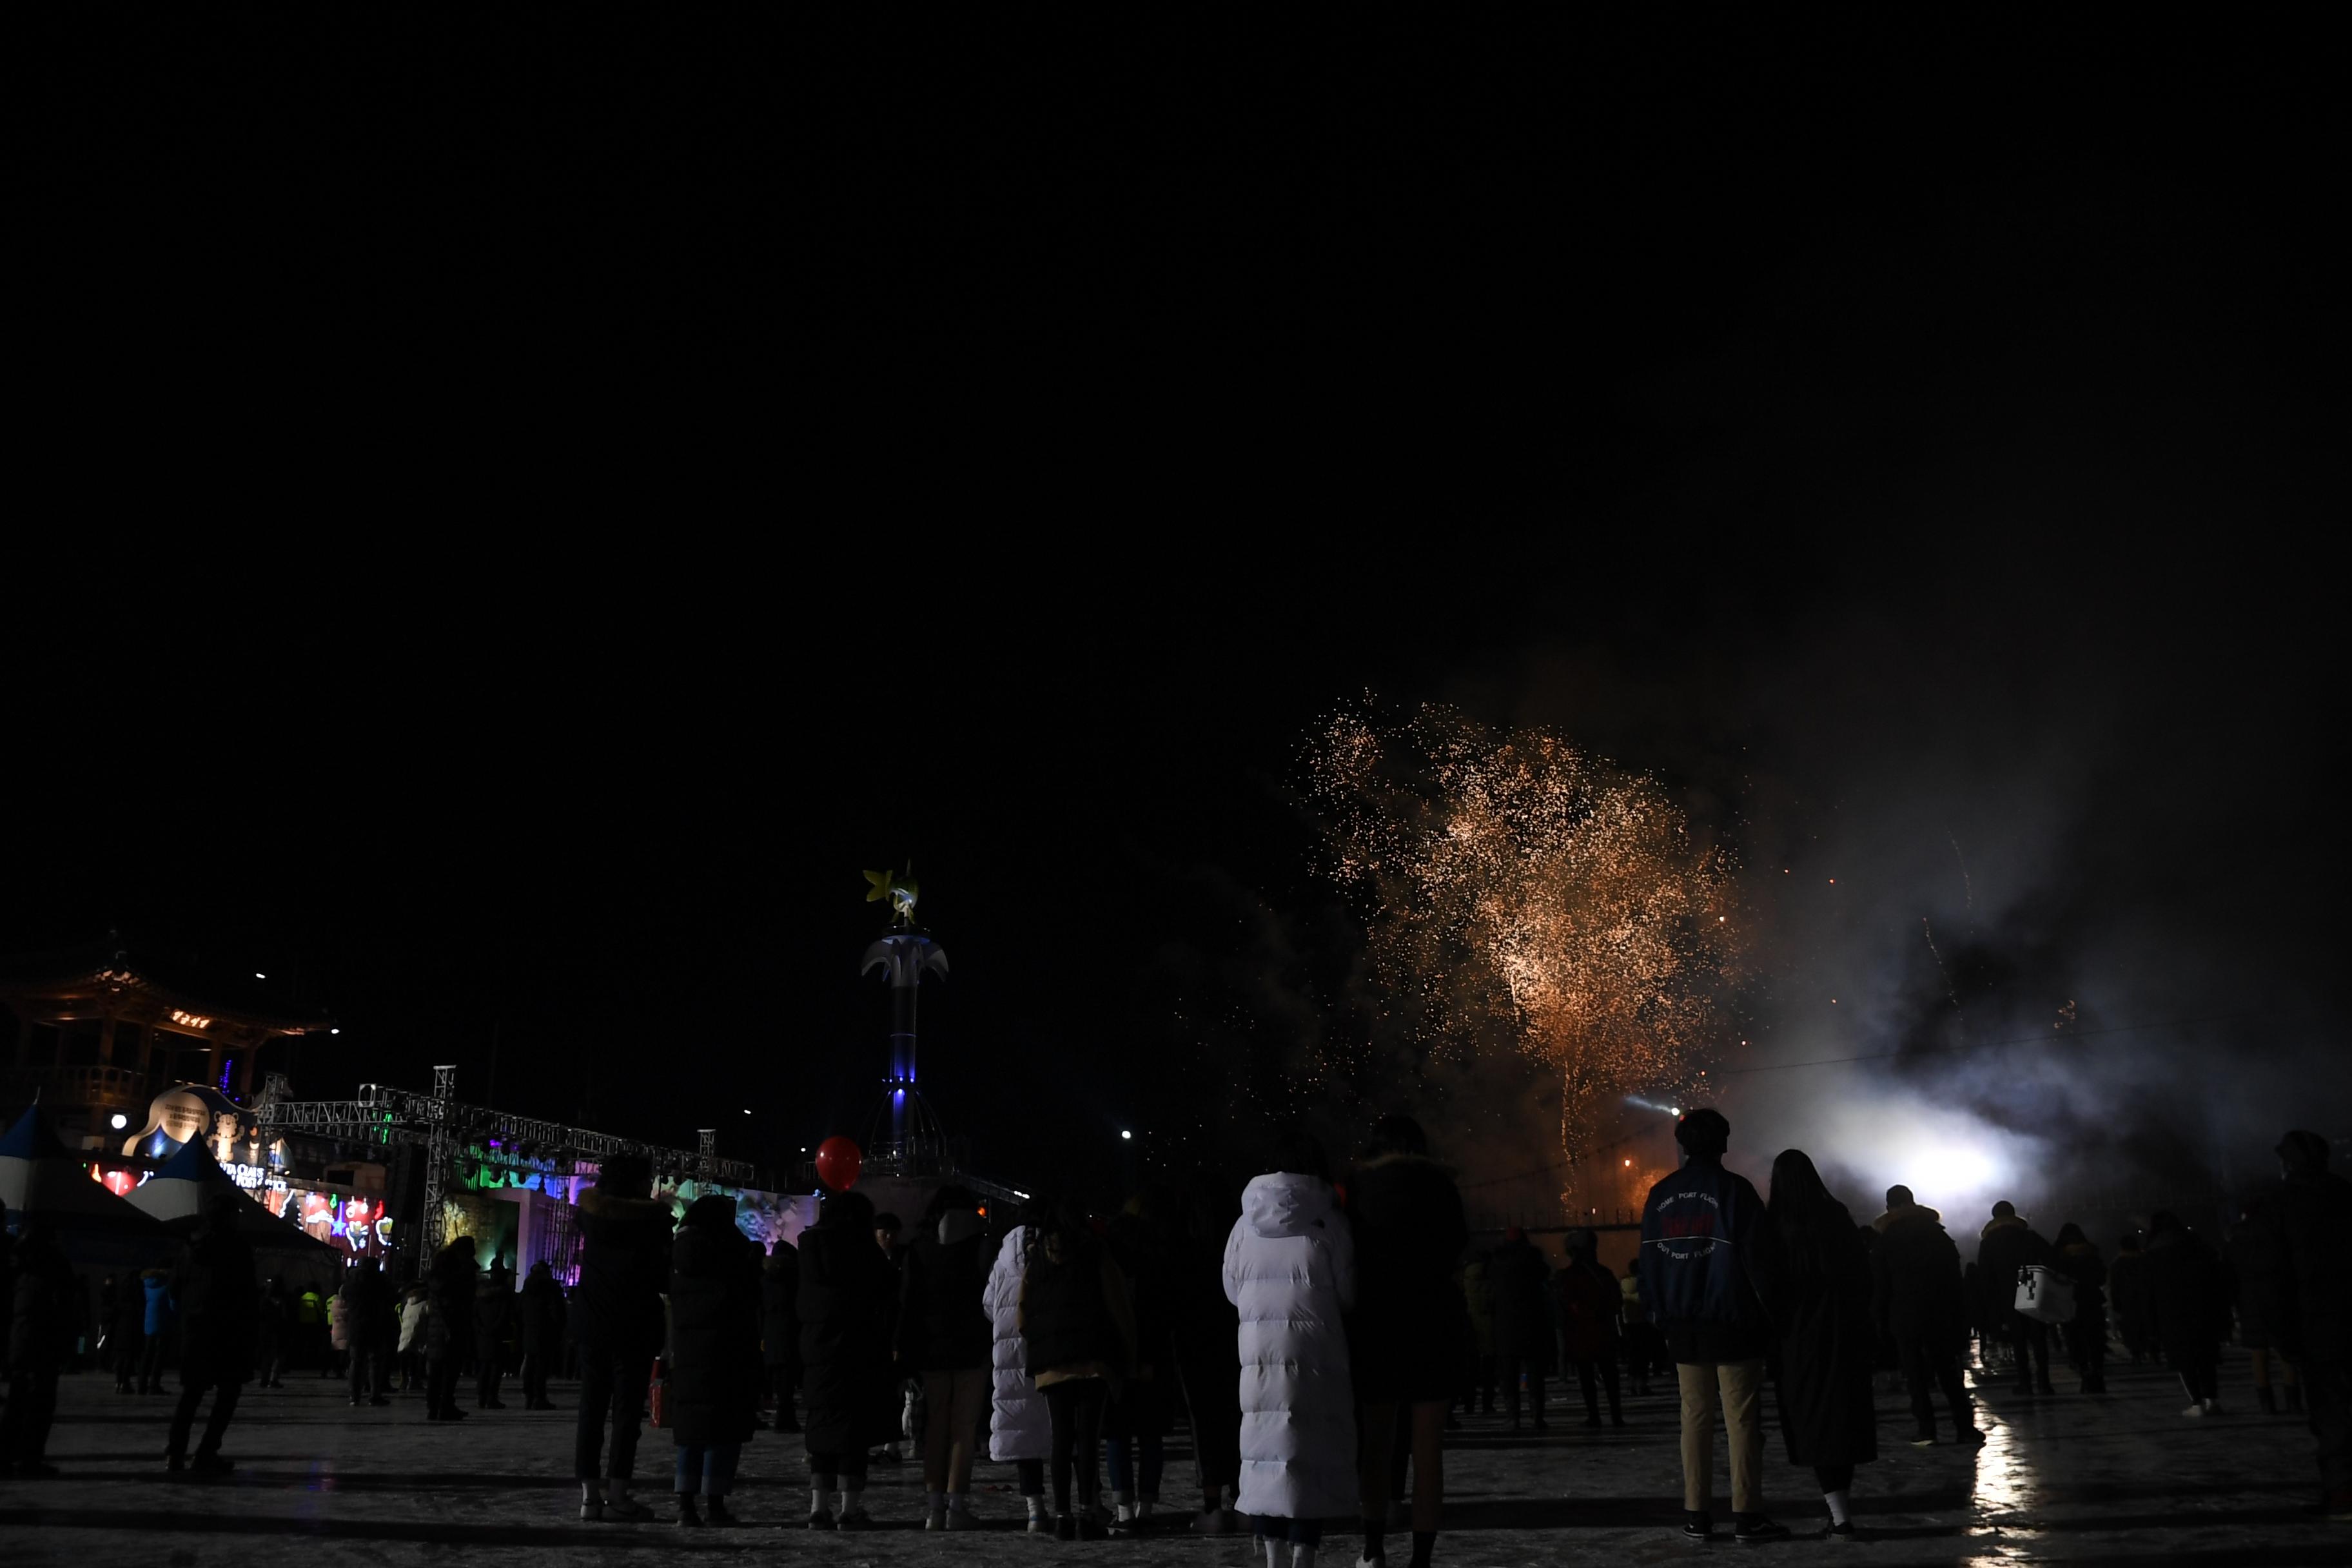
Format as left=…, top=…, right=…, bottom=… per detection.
left=12, top=13, right=2342, bottom=1210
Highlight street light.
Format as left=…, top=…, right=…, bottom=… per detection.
left=1119, top=1130, right=1133, bottom=1141
left=110, top=1113, right=128, bottom=1130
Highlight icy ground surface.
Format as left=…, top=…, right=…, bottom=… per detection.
left=4, top=1351, right=2346, bottom=1566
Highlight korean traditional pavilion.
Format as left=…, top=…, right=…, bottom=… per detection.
left=0, top=937, right=337, bottom=1152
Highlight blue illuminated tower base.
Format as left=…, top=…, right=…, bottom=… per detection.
left=859, top=932, right=948, bottom=1175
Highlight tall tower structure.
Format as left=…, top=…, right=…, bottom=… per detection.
left=859, top=868, right=949, bottom=1174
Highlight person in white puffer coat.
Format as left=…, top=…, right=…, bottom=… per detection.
left=986, top=1220, right=1054, bottom=1532
left=1224, top=1130, right=1357, bottom=1568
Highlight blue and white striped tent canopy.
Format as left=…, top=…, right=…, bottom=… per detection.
left=124, top=1135, right=338, bottom=1257
left=0, top=1104, right=173, bottom=1263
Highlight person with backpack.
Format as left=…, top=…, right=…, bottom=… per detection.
left=1765, top=1151, right=1877, bottom=1540
left=1637, top=1108, right=1788, bottom=1546
left=1226, top=1128, right=1356, bottom=1568
left=1871, top=1186, right=1977, bottom=1446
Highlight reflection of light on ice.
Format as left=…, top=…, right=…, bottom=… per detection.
left=1965, top=1415, right=2040, bottom=1558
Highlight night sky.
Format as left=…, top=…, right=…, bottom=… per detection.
left=12, top=14, right=2342, bottom=1217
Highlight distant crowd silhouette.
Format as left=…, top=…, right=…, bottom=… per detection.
left=4, top=1112, right=2347, bottom=1552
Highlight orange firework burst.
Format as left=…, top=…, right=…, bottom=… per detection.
left=1310, top=704, right=1743, bottom=1197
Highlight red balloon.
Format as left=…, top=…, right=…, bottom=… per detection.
left=814, top=1135, right=862, bottom=1191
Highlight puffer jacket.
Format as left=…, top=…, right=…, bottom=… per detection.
left=1223, top=1171, right=1357, bottom=1521
left=985, top=1226, right=1051, bottom=1462
left=573, top=1182, right=674, bottom=1357
left=398, top=1297, right=429, bottom=1353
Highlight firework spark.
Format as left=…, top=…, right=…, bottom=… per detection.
left=1309, top=705, right=1743, bottom=1199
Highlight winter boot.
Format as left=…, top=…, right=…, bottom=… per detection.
left=580, top=1480, right=605, bottom=1522
left=2287, top=1384, right=2306, bottom=1414
left=705, top=1496, right=736, bottom=1525
left=676, top=1493, right=703, bottom=1528
left=2259, top=1386, right=2278, bottom=1415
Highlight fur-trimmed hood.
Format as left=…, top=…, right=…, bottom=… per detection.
left=1981, top=1213, right=2028, bottom=1241
left=1873, top=1201, right=1941, bottom=1234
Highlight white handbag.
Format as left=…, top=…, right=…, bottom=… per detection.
left=2014, top=1263, right=2076, bottom=1325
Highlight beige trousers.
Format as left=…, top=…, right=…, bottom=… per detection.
left=1676, top=1359, right=1765, bottom=1514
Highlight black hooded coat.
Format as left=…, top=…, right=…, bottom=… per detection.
left=896, top=1209, right=992, bottom=1373
left=173, top=1220, right=259, bottom=1386
left=573, top=1177, right=674, bottom=1359
left=667, top=1195, right=764, bottom=1449
left=797, top=1197, right=900, bottom=1453
left=1772, top=1201, right=1878, bottom=1469
left=2258, top=1132, right=2352, bottom=1363
left=518, top=1263, right=566, bottom=1353
left=1872, top=1202, right=1964, bottom=1345
left=760, top=1244, right=799, bottom=1372
left=2144, top=1224, right=2230, bottom=1365
left=426, top=1240, right=479, bottom=1362
left=1487, top=1234, right=1556, bottom=1373
left=1346, top=1152, right=1471, bottom=1401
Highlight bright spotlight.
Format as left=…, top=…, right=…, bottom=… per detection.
left=1119, top=1130, right=1133, bottom=1141
left=111, top=1113, right=129, bottom=1130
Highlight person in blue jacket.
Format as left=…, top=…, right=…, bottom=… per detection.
left=1637, top=1108, right=1787, bottom=1547
left=140, top=1267, right=177, bottom=1395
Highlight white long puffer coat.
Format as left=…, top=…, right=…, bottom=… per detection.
left=985, top=1225, right=1051, bottom=1462
left=1224, top=1171, right=1358, bottom=1520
